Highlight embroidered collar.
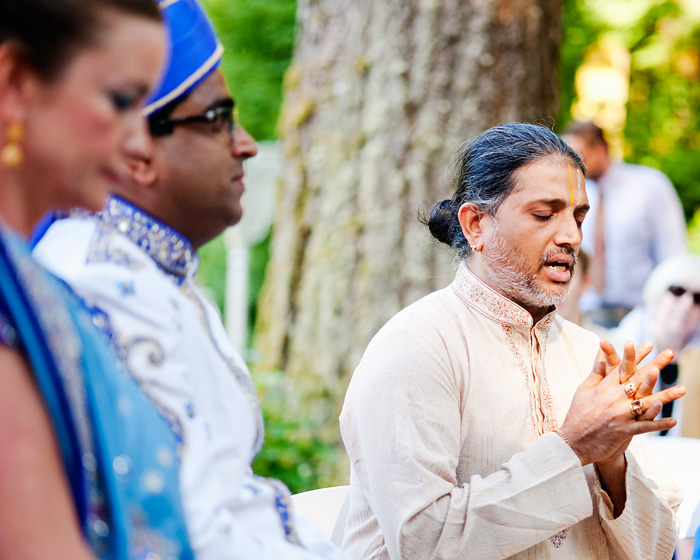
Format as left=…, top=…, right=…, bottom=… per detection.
left=451, top=263, right=556, bottom=331
left=99, top=196, right=198, bottom=279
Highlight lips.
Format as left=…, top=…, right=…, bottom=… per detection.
left=101, top=159, right=129, bottom=185
left=230, top=172, right=245, bottom=194
left=103, top=169, right=123, bottom=184
left=543, top=252, right=575, bottom=283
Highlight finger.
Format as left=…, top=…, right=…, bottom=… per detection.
left=628, top=387, right=685, bottom=421
left=649, top=384, right=686, bottom=406
left=630, top=417, right=677, bottom=436
left=599, top=339, right=620, bottom=372
left=633, top=341, right=654, bottom=365
left=630, top=350, right=676, bottom=397
left=635, top=366, right=659, bottom=399
left=650, top=349, right=675, bottom=372
left=637, top=399, right=663, bottom=421
left=582, top=356, right=607, bottom=388
left=629, top=350, right=673, bottom=398
left=618, top=341, right=637, bottom=384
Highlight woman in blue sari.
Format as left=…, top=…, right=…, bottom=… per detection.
left=0, top=1, right=193, bottom=558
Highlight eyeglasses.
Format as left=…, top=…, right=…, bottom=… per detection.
left=149, top=101, right=237, bottom=137
left=668, top=285, right=700, bottom=306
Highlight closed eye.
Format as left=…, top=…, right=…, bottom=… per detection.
left=109, top=90, right=141, bottom=112
left=533, top=214, right=552, bottom=222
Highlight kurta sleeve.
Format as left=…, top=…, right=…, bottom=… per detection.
left=593, top=441, right=681, bottom=560
left=340, top=314, right=595, bottom=560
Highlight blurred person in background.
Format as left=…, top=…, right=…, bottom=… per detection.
left=563, top=122, right=687, bottom=329
left=33, top=0, right=349, bottom=558
left=0, top=1, right=198, bottom=558
left=613, top=253, right=700, bottom=437
left=557, top=249, right=611, bottom=339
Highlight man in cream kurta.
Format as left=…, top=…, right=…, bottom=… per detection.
left=341, top=264, right=679, bottom=559
left=340, top=124, right=682, bottom=560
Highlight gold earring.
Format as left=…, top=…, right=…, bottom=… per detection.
left=1, top=122, right=24, bottom=168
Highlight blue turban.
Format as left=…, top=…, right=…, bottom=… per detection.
left=143, top=0, right=224, bottom=116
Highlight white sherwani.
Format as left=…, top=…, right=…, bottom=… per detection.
left=34, top=197, right=346, bottom=560
left=340, top=264, right=680, bottom=560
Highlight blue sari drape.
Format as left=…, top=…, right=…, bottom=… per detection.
left=0, top=227, right=193, bottom=559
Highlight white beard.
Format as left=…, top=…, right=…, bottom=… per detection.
left=481, top=222, right=573, bottom=312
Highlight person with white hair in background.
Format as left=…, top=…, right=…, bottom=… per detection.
left=613, top=253, right=700, bottom=437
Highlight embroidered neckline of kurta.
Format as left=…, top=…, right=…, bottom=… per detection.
left=99, top=196, right=197, bottom=279
left=452, top=262, right=567, bottom=549
left=452, top=264, right=559, bottom=432
left=451, top=263, right=556, bottom=332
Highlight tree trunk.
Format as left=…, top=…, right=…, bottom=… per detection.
left=254, top=0, right=561, bottom=443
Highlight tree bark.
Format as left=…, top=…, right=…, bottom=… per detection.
left=255, top=0, right=562, bottom=434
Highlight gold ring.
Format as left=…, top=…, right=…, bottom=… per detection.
left=623, top=382, right=637, bottom=399
left=630, top=399, right=644, bottom=418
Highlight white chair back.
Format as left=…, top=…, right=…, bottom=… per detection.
left=291, top=485, right=350, bottom=545
left=641, top=435, right=700, bottom=539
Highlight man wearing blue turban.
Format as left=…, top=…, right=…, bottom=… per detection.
left=33, top=1, right=348, bottom=558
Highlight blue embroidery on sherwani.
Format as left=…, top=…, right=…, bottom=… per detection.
left=87, top=199, right=264, bottom=460
left=86, top=224, right=145, bottom=272
left=60, top=207, right=145, bottom=272
left=98, top=196, right=197, bottom=281
left=80, top=299, right=187, bottom=457
left=257, top=475, right=302, bottom=546
left=117, top=280, right=136, bottom=297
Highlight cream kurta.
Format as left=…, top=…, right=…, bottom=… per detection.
left=340, top=264, right=680, bottom=560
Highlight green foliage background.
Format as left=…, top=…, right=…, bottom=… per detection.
left=198, top=0, right=345, bottom=493
left=623, top=2, right=700, bottom=221
left=198, top=0, right=293, bottom=343
left=558, top=0, right=700, bottom=220
left=198, top=0, right=700, bottom=493
left=201, top=0, right=296, bottom=141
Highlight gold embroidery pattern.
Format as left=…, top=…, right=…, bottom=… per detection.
left=452, top=264, right=570, bottom=549
left=502, top=324, right=539, bottom=431
left=451, top=264, right=532, bottom=329
left=535, top=319, right=560, bottom=434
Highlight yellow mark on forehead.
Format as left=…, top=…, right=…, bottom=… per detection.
left=567, top=163, right=574, bottom=204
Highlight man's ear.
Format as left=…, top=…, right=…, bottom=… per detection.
left=458, top=203, right=489, bottom=252
left=129, top=154, right=157, bottom=187
left=0, top=44, right=32, bottom=124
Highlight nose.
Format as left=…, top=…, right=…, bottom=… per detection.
left=555, top=215, right=583, bottom=249
left=121, top=112, right=154, bottom=162
left=675, top=290, right=697, bottom=313
left=231, top=124, right=258, bottom=159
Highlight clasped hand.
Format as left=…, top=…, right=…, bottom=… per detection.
left=560, top=340, right=685, bottom=467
